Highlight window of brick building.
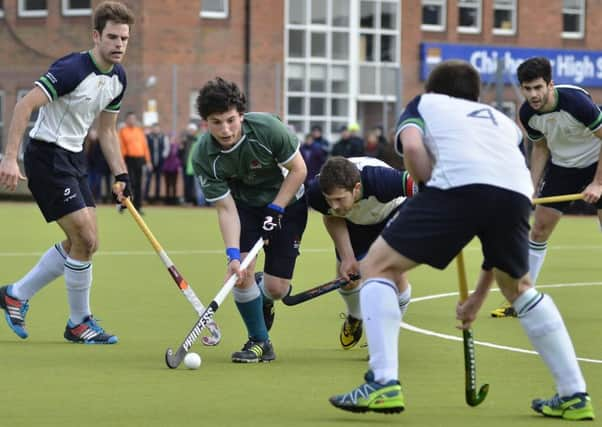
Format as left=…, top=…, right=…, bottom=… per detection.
left=421, top=0, right=446, bottom=32
left=18, top=0, right=48, bottom=18
left=458, top=0, right=481, bottom=33
left=493, top=0, right=516, bottom=35
left=562, top=0, right=585, bottom=39
left=62, top=0, right=91, bottom=17
left=285, top=0, right=399, bottom=138
left=201, top=0, right=228, bottom=19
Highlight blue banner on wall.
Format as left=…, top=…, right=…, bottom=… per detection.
left=421, top=43, right=602, bottom=87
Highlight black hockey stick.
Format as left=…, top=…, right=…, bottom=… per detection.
left=456, top=250, right=489, bottom=406
left=165, top=238, right=264, bottom=369
left=281, top=274, right=361, bottom=306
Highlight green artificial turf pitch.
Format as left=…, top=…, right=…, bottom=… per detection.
left=0, top=202, right=600, bottom=426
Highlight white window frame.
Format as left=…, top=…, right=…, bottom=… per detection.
left=18, top=0, right=48, bottom=18
left=421, top=0, right=446, bottom=32
left=457, top=0, right=481, bottom=34
left=562, top=0, right=585, bottom=39
left=200, top=0, right=229, bottom=19
left=492, top=0, right=516, bottom=36
left=61, top=0, right=92, bottom=17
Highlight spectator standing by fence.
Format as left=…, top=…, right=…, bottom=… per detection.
left=144, top=122, right=168, bottom=203
left=119, top=111, right=151, bottom=212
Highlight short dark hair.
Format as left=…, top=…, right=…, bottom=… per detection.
left=517, top=57, right=552, bottom=85
left=196, top=77, right=247, bottom=119
left=318, top=157, right=361, bottom=194
left=93, top=1, right=135, bottom=34
left=425, top=60, right=480, bottom=101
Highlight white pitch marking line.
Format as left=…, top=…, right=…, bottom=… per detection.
left=402, top=282, right=602, bottom=365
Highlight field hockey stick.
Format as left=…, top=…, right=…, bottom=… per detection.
left=532, top=193, right=583, bottom=205
left=122, top=198, right=221, bottom=346
left=165, top=238, right=264, bottom=368
left=456, top=250, right=489, bottom=407
left=281, top=273, right=361, bottom=306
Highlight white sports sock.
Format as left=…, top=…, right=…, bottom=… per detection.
left=528, top=239, right=547, bottom=286
left=514, top=288, right=586, bottom=396
left=360, top=278, right=400, bottom=384
left=338, top=284, right=362, bottom=319
left=398, top=283, right=412, bottom=318
left=64, top=257, right=92, bottom=325
left=233, top=283, right=261, bottom=303
left=11, top=243, right=67, bottom=301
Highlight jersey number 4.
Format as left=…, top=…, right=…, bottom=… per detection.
left=467, top=108, right=498, bottom=126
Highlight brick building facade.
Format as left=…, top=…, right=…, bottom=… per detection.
left=1, top=0, right=601, bottom=153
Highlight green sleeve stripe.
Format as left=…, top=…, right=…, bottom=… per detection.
left=105, top=102, right=121, bottom=111
left=588, top=112, right=602, bottom=131
left=39, top=76, right=58, bottom=100
left=401, top=118, right=424, bottom=130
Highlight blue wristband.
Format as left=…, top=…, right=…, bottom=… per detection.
left=226, top=247, right=240, bottom=263
left=267, top=203, right=285, bottom=214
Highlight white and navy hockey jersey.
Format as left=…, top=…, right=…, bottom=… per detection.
left=307, top=157, right=408, bottom=226
left=396, top=93, right=533, bottom=200
left=519, top=85, right=602, bottom=168
left=31, top=51, right=127, bottom=152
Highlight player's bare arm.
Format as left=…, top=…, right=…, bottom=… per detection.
left=582, top=127, right=602, bottom=203
left=456, top=269, right=493, bottom=330
left=215, top=194, right=245, bottom=284
left=0, top=87, right=48, bottom=191
left=400, top=126, right=432, bottom=183
left=529, top=138, right=550, bottom=195
left=323, top=216, right=358, bottom=281
left=271, top=151, right=307, bottom=208
left=98, top=110, right=129, bottom=200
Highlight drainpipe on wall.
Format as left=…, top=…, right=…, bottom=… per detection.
left=244, top=0, right=251, bottom=107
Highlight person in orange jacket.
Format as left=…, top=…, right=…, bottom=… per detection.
left=119, top=111, right=152, bottom=211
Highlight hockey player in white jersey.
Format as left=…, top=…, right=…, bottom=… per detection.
left=328, top=59, right=594, bottom=421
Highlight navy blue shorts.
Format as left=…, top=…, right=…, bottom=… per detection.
left=539, top=162, right=602, bottom=212
left=237, top=195, right=308, bottom=279
left=24, top=140, right=95, bottom=222
left=381, top=185, right=531, bottom=279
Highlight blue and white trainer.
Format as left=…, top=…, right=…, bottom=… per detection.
left=64, top=315, right=118, bottom=344
left=0, top=285, right=29, bottom=339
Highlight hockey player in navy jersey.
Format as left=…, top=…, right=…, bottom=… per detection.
left=0, top=1, right=134, bottom=344
left=492, top=56, right=602, bottom=318
left=307, top=156, right=416, bottom=349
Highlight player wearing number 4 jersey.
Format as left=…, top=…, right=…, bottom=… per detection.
left=329, top=60, right=594, bottom=420
left=192, top=77, right=308, bottom=364
left=0, top=1, right=134, bottom=344
left=307, top=156, right=416, bottom=349
left=491, top=56, right=602, bottom=318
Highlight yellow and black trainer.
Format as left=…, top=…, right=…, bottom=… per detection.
left=231, top=339, right=276, bottom=363
left=340, top=314, right=363, bottom=350
left=490, top=302, right=517, bottom=318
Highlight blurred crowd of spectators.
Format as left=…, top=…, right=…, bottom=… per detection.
left=84, top=115, right=404, bottom=211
